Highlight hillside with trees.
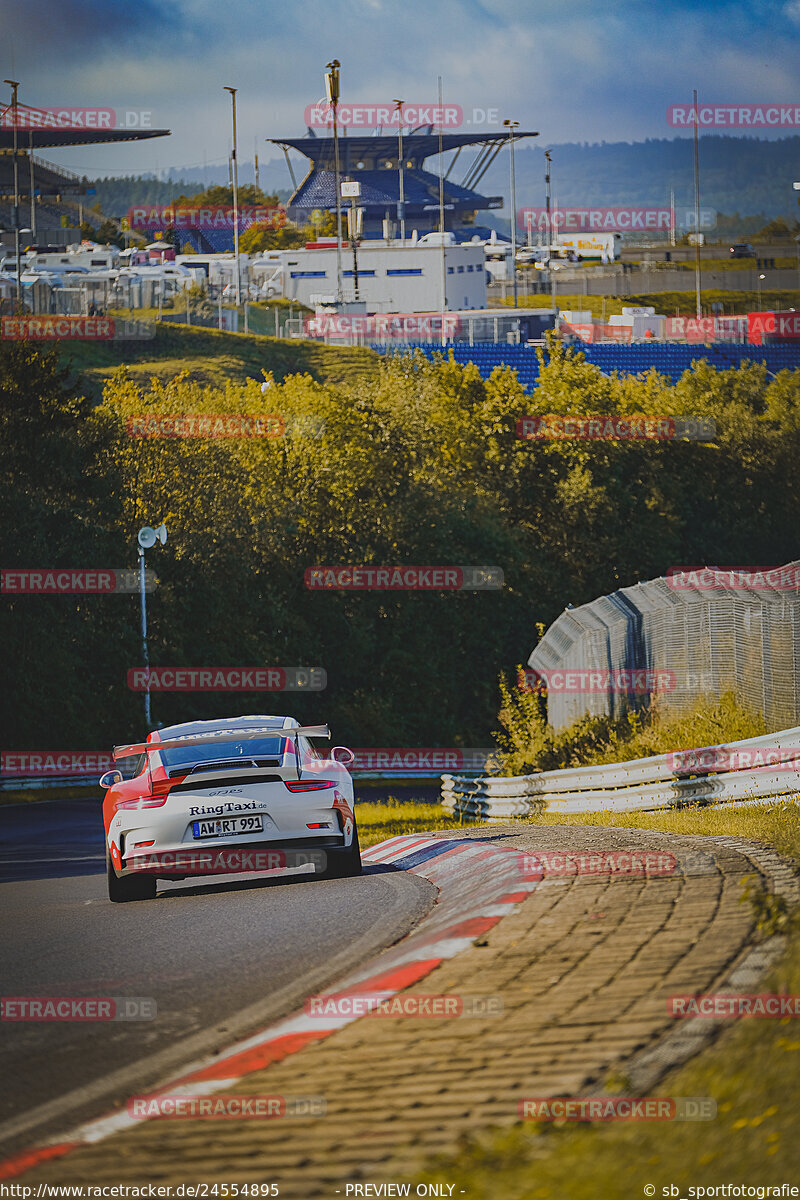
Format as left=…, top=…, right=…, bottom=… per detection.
left=3, top=338, right=800, bottom=748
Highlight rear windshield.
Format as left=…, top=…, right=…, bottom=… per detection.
left=160, top=736, right=287, bottom=771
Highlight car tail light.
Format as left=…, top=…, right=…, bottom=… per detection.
left=284, top=779, right=336, bottom=792
left=306, top=822, right=330, bottom=829
left=115, top=796, right=169, bottom=810
left=133, top=840, right=155, bottom=850
left=151, top=777, right=181, bottom=798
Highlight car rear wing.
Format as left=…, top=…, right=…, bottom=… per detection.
left=113, top=724, right=330, bottom=760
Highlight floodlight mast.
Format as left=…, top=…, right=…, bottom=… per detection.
left=393, top=99, right=405, bottom=242
left=137, top=524, right=167, bottom=728
left=3, top=80, right=21, bottom=302
left=325, top=60, right=343, bottom=306
left=224, top=87, right=241, bottom=307
left=504, top=119, right=519, bottom=307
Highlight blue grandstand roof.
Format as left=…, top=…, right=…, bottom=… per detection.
left=290, top=167, right=500, bottom=213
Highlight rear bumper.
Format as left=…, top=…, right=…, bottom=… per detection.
left=123, top=835, right=344, bottom=879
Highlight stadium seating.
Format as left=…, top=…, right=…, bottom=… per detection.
left=372, top=341, right=800, bottom=391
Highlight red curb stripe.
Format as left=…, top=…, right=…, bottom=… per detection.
left=0, top=1142, right=78, bottom=1181
left=437, top=915, right=500, bottom=940
left=0, top=834, right=535, bottom=1179
left=364, top=837, right=432, bottom=863
left=333, top=958, right=444, bottom=997
left=178, top=1029, right=330, bottom=1083
left=182, top=960, right=444, bottom=1083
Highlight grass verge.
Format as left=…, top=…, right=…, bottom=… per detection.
left=497, top=288, right=800, bottom=317
left=57, top=320, right=380, bottom=396
left=382, top=799, right=799, bottom=1198
left=357, top=798, right=472, bottom=849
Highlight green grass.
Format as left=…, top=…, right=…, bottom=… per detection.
left=686, top=257, right=797, bottom=272
left=356, top=798, right=473, bottom=848
left=394, top=800, right=800, bottom=1198
left=497, top=289, right=800, bottom=316
left=57, top=320, right=381, bottom=396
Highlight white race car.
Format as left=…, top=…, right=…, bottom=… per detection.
left=101, top=715, right=360, bottom=903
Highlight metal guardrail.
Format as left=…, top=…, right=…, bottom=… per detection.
left=441, top=727, right=800, bottom=818
left=0, top=768, right=489, bottom=795
left=0, top=774, right=99, bottom=793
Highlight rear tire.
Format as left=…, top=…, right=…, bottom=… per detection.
left=107, top=848, right=157, bottom=903
left=318, top=827, right=362, bottom=879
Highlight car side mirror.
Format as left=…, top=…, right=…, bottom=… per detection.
left=99, top=770, right=123, bottom=789
left=330, top=746, right=355, bottom=766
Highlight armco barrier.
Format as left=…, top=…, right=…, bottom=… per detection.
left=441, top=726, right=800, bottom=817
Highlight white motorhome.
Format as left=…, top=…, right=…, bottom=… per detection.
left=175, top=253, right=251, bottom=290
left=23, top=243, right=121, bottom=273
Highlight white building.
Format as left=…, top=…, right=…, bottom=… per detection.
left=250, top=238, right=487, bottom=312
left=609, top=306, right=664, bottom=338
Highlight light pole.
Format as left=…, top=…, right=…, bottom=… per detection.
left=504, top=119, right=519, bottom=307
left=342, top=179, right=362, bottom=298
left=137, top=523, right=167, bottom=729
left=757, top=272, right=765, bottom=310
left=4, top=80, right=21, bottom=302
left=223, top=86, right=241, bottom=307
left=325, top=60, right=343, bottom=306
left=692, top=87, right=702, bottom=319
left=393, top=99, right=405, bottom=242
left=545, top=149, right=556, bottom=312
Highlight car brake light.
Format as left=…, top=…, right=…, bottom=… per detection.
left=306, top=822, right=329, bottom=829
left=284, top=779, right=336, bottom=792
left=151, top=777, right=179, bottom=797
left=115, top=796, right=169, bottom=810
left=133, top=840, right=155, bottom=850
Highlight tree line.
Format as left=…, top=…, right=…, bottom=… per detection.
left=3, top=338, right=800, bottom=751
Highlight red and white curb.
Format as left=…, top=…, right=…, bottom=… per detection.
left=0, top=834, right=540, bottom=1180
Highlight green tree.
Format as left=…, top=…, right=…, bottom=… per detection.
left=239, top=222, right=307, bottom=254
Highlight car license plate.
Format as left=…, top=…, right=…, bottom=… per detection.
left=192, top=815, right=264, bottom=839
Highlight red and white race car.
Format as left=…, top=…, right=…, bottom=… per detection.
left=101, top=715, right=360, bottom=903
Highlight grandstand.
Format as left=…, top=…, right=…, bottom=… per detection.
left=377, top=341, right=800, bottom=390
left=269, top=131, right=537, bottom=240
left=0, top=100, right=170, bottom=246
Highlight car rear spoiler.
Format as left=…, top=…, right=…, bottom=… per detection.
left=113, top=724, right=330, bottom=760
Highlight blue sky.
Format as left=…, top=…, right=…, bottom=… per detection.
left=3, top=0, right=799, bottom=180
